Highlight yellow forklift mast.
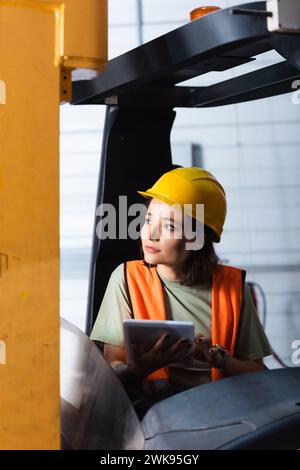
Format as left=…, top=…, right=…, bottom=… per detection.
left=0, top=0, right=107, bottom=450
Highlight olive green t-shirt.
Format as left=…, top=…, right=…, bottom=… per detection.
left=90, top=263, right=272, bottom=369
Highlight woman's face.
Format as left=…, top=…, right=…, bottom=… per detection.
left=140, top=198, right=189, bottom=267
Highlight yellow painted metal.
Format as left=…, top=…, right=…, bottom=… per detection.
left=60, top=68, right=72, bottom=103
left=0, top=2, right=60, bottom=450
left=0, top=0, right=107, bottom=449
left=61, top=0, right=108, bottom=72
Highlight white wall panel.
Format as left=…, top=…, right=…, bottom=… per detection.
left=109, top=0, right=137, bottom=25
left=108, top=25, right=139, bottom=58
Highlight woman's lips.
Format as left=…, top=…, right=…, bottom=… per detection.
left=145, top=246, right=160, bottom=253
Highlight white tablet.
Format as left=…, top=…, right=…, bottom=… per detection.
left=123, top=319, right=195, bottom=367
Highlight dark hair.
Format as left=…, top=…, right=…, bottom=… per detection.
left=139, top=198, right=221, bottom=287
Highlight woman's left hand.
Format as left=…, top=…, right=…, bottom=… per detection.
left=194, top=334, right=223, bottom=366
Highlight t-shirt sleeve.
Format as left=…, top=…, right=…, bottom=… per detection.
left=234, top=281, right=273, bottom=360
left=89, top=263, right=133, bottom=347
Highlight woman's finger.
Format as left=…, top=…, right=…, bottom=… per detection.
left=152, top=333, right=172, bottom=352
left=171, top=343, right=193, bottom=361
left=200, top=343, right=212, bottom=362
left=200, top=341, right=210, bottom=353
left=171, top=347, right=194, bottom=365
left=194, top=334, right=206, bottom=344
left=131, top=337, right=143, bottom=355
left=169, top=338, right=191, bottom=354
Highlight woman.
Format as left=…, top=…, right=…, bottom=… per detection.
left=90, top=167, right=272, bottom=416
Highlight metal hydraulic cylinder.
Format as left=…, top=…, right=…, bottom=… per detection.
left=0, top=0, right=107, bottom=449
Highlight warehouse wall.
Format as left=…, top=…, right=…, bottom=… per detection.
left=60, top=0, right=300, bottom=367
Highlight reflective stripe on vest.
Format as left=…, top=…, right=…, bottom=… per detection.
left=125, top=260, right=245, bottom=382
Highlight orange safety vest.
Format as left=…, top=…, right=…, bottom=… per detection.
left=125, top=260, right=245, bottom=382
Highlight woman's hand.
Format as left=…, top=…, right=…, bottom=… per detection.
left=194, top=334, right=223, bottom=366
left=129, top=334, right=193, bottom=379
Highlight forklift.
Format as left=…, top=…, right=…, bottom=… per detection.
left=62, top=0, right=300, bottom=450
left=1, top=0, right=300, bottom=450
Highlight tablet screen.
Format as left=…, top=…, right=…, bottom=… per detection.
left=123, top=319, right=194, bottom=367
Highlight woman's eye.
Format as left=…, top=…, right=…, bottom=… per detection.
left=163, top=224, right=174, bottom=231
left=145, top=218, right=151, bottom=224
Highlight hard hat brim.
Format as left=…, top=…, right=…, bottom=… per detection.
left=137, top=189, right=202, bottom=224
left=137, top=189, right=179, bottom=208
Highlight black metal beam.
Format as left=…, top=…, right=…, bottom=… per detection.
left=192, top=60, right=300, bottom=107
left=72, top=2, right=272, bottom=105
left=78, top=84, right=197, bottom=107
left=79, top=61, right=300, bottom=109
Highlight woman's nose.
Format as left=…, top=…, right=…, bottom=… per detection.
left=149, top=226, right=160, bottom=241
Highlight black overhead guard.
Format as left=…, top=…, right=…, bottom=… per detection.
left=72, top=1, right=300, bottom=108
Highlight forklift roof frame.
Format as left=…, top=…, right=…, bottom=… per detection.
left=72, top=1, right=300, bottom=108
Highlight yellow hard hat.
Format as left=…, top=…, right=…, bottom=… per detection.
left=137, top=167, right=226, bottom=242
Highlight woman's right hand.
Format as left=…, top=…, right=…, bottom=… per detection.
left=128, top=334, right=193, bottom=379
